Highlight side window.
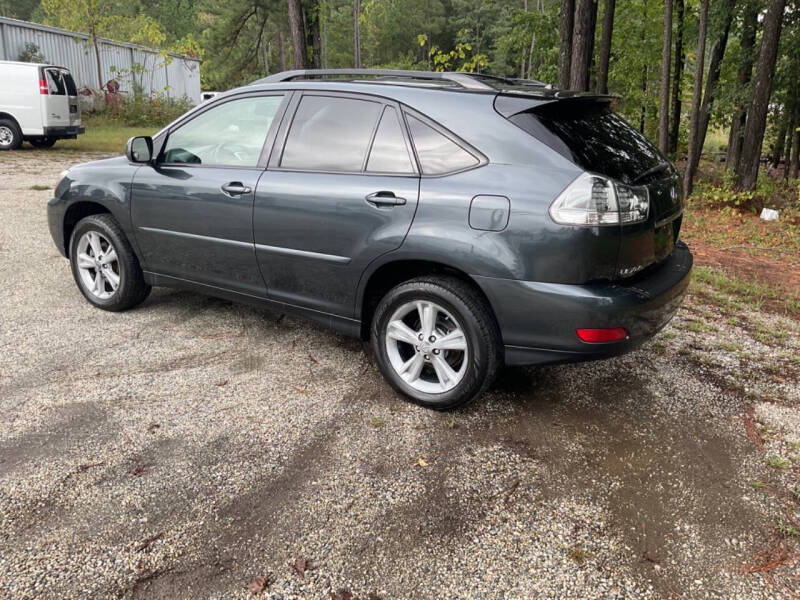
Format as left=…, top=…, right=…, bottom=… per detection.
left=281, top=95, right=381, bottom=172
left=162, top=95, right=283, bottom=167
left=406, top=114, right=479, bottom=175
left=62, top=71, right=78, bottom=96
left=366, top=107, right=415, bottom=174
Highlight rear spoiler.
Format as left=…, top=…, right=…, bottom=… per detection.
left=494, top=93, right=617, bottom=118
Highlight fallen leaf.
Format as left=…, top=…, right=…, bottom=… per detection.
left=247, top=575, right=269, bottom=595
left=308, top=353, right=318, bottom=364
left=291, top=556, right=316, bottom=578
left=129, top=465, right=146, bottom=477
left=330, top=590, right=355, bottom=600
left=416, top=458, right=428, bottom=468
left=642, top=550, right=660, bottom=564
left=215, top=380, right=229, bottom=387
left=147, top=423, right=160, bottom=433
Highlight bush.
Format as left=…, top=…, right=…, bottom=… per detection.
left=18, top=42, right=46, bottom=63
left=99, top=93, right=194, bottom=128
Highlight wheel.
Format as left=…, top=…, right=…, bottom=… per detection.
left=29, top=137, right=57, bottom=149
left=69, top=214, right=151, bottom=311
left=371, top=276, right=502, bottom=410
left=0, top=118, right=22, bottom=150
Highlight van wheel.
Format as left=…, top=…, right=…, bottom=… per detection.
left=69, top=214, right=151, bottom=311
left=29, top=137, right=57, bottom=149
left=0, top=119, right=22, bottom=150
left=371, top=276, right=502, bottom=410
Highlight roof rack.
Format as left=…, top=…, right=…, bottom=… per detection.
left=253, top=69, right=502, bottom=91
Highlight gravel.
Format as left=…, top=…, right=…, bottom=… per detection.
left=1, top=149, right=798, bottom=599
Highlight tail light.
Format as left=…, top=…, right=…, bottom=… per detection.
left=576, top=328, right=628, bottom=343
left=39, top=78, right=49, bottom=94
left=549, top=172, right=649, bottom=226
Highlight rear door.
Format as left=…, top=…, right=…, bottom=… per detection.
left=254, top=92, right=420, bottom=316
left=40, top=67, right=69, bottom=129
left=130, top=93, right=287, bottom=296
left=60, top=69, right=80, bottom=126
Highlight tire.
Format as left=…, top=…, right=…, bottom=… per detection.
left=0, top=118, right=22, bottom=150
left=29, top=137, right=57, bottom=149
left=69, top=214, right=151, bottom=311
left=371, top=276, right=502, bottom=410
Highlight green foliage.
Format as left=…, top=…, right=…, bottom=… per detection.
left=17, top=42, right=46, bottom=63
left=99, top=93, right=194, bottom=127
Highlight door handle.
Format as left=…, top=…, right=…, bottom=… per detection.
left=365, top=191, right=406, bottom=207
left=221, top=182, right=252, bottom=196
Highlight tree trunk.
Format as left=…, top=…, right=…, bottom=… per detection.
left=90, top=23, right=103, bottom=89
left=586, top=0, right=598, bottom=89
left=569, top=0, right=596, bottom=91
left=278, top=28, right=287, bottom=72
left=736, top=0, right=787, bottom=191
left=726, top=0, right=758, bottom=172
left=353, top=0, right=361, bottom=68
left=686, top=0, right=735, bottom=185
left=790, top=123, right=800, bottom=180
left=307, top=3, right=322, bottom=68
left=595, top=0, right=615, bottom=94
left=286, top=0, right=308, bottom=69
left=772, top=114, right=787, bottom=169
left=682, top=0, right=709, bottom=197
left=782, top=117, right=793, bottom=177
left=657, top=0, right=672, bottom=153
left=668, top=0, right=684, bottom=155
left=558, top=0, right=574, bottom=89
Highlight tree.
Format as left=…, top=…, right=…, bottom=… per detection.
left=726, top=0, right=759, bottom=173
left=569, top=0, right=596, bottom=91
left=286, top=0, right=308, bottom=68
left=42, top=0, right=108, bottom=88
left=667, top=0, right=685, bottom=155
left=657, top=0, right=672, bottom=152
left=683, top=0, right=709, bottom=196
left=736, top=0, right=787, bottom=190
left=353, top=0, right=361, bottom=67
left=595, top=0, right=614, bottom=94
left=557, top=0, right=574, bottom=89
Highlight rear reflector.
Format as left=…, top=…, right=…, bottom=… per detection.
left=576, top=327, right=628, bottom=343
left=39, top=78, right=48, bottom=94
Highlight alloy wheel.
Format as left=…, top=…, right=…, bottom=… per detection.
left=75, top=231, right=121, bottom=300
left=384, top=299, right=469, bottom=394
left=0, top=126, right=13, bottom=146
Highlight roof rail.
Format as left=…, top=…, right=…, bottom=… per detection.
left=253, top=69, right=498, bottom=91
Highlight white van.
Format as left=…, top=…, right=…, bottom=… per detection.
left=0, top=61, right=85, bottom=150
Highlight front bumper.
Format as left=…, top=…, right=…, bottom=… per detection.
left=42, top=125, right=85, bottom=139
left=475, top=241, right=693, bottom=366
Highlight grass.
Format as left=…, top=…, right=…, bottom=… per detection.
left=777, top=520, right=800, bottom=537
left=30, top=184, right=50, bottom=190
left=371, top=416, right=385, bottom=428
left=54, top=114, right=160, bottom=153
left=692, top=266, right=799, bottom=317
left=567, top=544, right=588, bottom=566
left=766, top=455, right=791, bottom=469
left=749, top=480, right=770, bottom=490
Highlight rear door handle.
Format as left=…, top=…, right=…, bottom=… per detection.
left=221, top=182, right=252, bottom=196
left=366, top=191, right=406, bottom=207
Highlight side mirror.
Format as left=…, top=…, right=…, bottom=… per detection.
left=126, top=136, right=153, bottom=163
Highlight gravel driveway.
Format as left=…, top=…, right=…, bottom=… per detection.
left=2, top=149, right=799, bottom=599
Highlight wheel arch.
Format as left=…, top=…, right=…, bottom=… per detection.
left=63, top=202, right=112, bottom=257
left=357, top=258, right=500, bottom=341
left=0, top=112, right=21, bottom=128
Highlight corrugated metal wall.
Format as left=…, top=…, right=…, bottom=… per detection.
left=0, top=17, right=200, bottom=104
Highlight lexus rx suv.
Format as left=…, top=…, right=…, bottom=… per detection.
left=48, top=69, right=692, bottom=409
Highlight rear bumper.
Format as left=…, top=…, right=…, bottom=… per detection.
left=41, top=125, right=85, bottom=139
left=474, top=241, right=693, bottom=366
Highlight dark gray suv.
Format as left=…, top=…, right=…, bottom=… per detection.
left=48, top=69, right=692, bottom=409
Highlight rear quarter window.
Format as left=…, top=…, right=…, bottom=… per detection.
left=405, top=114, right=479, bottom=175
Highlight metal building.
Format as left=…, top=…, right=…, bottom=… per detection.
left=0, top=16, right=201, bottom=104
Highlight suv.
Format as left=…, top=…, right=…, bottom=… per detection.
left=0, top=61, right=85, bottom=150
left=47, top=69, right=692, bottom=409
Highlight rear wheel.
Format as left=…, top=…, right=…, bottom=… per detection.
left=69, top=214, right=151, bottom=311
left=29, top=137, right=57, bottom=149
left=371, top=276, right=501, bottom=410
left=0, top=119, right=22, bottom=150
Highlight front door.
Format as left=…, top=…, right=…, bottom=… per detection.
left=254, top=94, right=420, bottom=316
left=131, top=93, right=286, bottom=296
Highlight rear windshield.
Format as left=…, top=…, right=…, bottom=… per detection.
left=508, top=102, right=663, bottom=184
left=62, top=71, right=77, bottom=96
left=44, top=68, right=66, bottom=95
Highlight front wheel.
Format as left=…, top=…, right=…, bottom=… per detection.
left=371, top=276, right=502, bottom=410
left=0, top=119, right=22, bottom=150
left=69, top=214, right=151, bottom=311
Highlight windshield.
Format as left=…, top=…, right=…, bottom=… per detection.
left=509, top=102, right=665, bottom=184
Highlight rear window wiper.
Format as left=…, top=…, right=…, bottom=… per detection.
left=631, top=161, right=671, bottom=184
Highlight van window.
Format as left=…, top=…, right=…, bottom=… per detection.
left=45, top=69, right=66, bottom=95
left=366, top=107, right=415, bottom=174
left=406, top=114, right=479, bottom=175
left=62, top=71, right=78, bottom=96
left=281, top=95, right=381, bottom=172
left=162, top=95, right=284, bottom=167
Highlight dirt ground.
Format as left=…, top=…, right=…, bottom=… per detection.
left=1, top=149, right=799, bottom=599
